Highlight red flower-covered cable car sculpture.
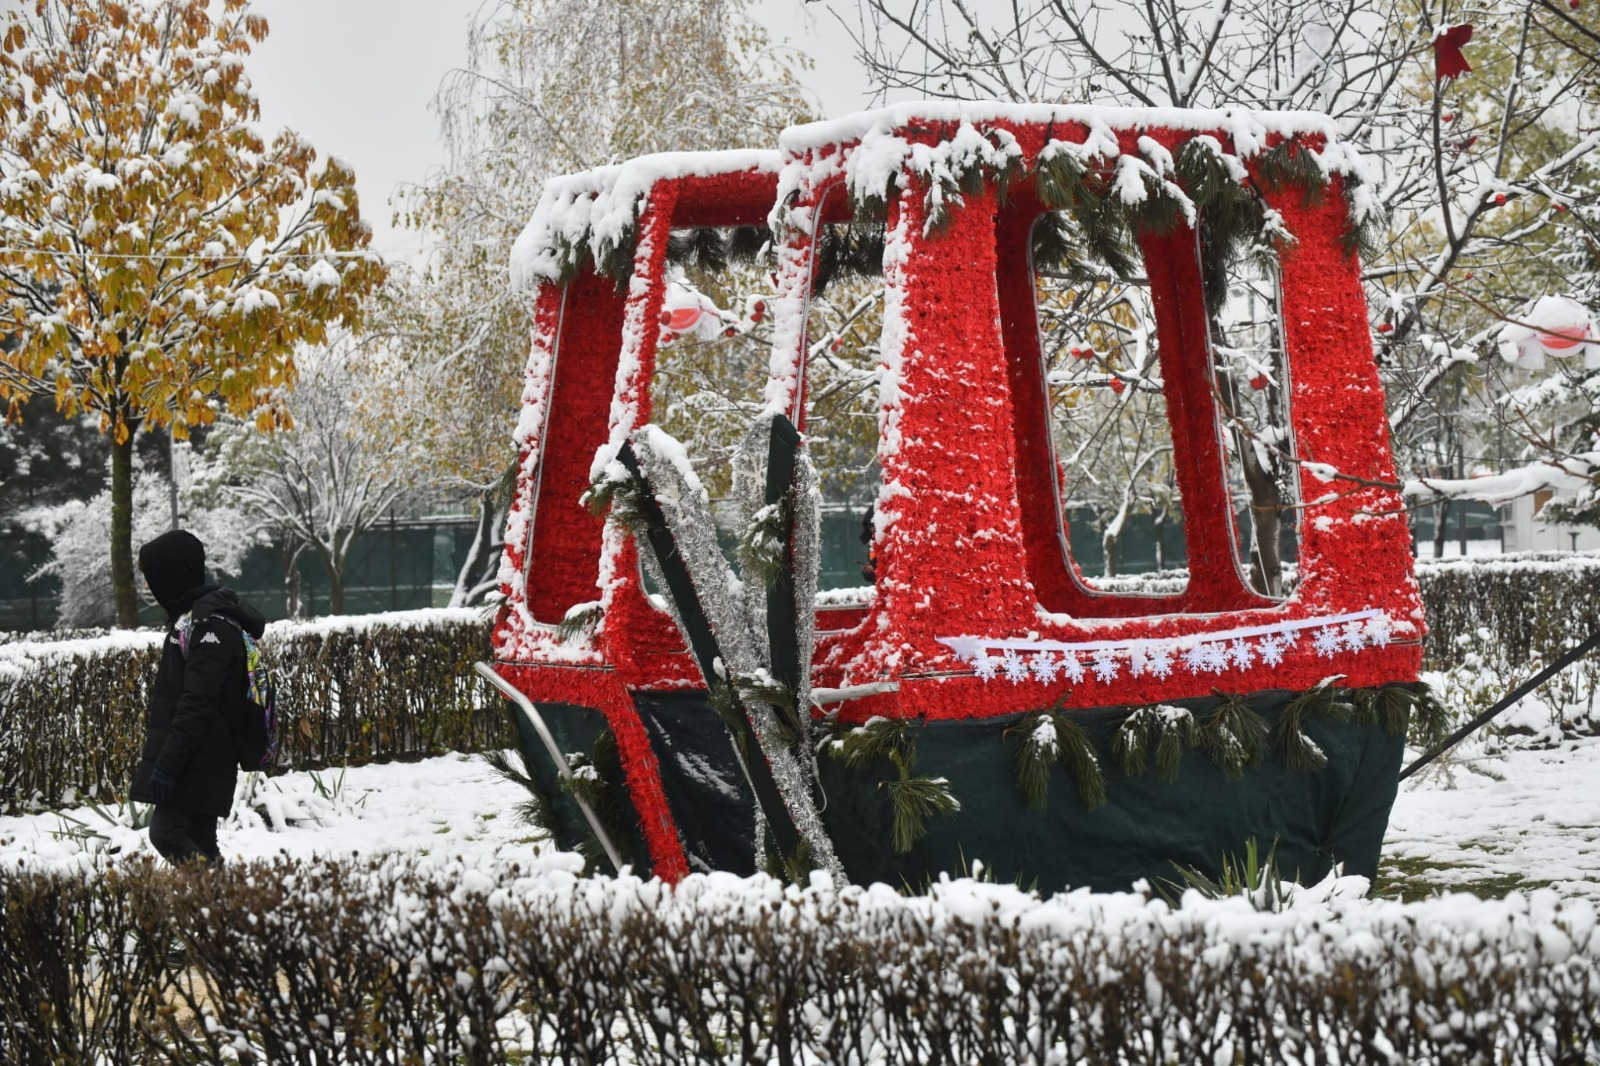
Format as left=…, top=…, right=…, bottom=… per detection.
left=477, top=105, right=1430, bottom=892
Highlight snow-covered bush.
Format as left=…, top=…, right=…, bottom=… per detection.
left=0, top=856, right=1595, bottom=1064
left=1417, top=553, right=1600, bottom=730
left=0, top=609, right=499, bottom=812
left=18, top=457, right=259, bottom=629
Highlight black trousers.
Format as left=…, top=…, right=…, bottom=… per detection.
left=148, top=807, right=223, bottom=867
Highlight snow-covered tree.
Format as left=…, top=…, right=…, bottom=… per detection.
left=0, top=0, right=385, bottom=626
left=195, top=337, right=414, bottom=616
left=386, top=0, right=813, bottom=603
left=20, top=460, right=259, bottom=629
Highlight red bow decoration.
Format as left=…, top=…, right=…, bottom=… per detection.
left=1434, top=24, right=1473, bottom=80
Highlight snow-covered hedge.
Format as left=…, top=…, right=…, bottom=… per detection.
left=0, top=609, right=504, bottom=812
left=1416, top=553, right=1600, bottom=675
left=1, top=857, right=1595, bottom=1064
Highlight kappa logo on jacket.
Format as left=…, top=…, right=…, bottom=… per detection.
left=199, top=631, right=222, bottom=644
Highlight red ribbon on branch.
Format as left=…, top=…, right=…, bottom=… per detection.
left=1434, top=24, right=1474, bottom=80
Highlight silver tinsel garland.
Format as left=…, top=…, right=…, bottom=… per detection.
left=631, top=423, right=845, bottom=884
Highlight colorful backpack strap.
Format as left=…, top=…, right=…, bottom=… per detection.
left=174, top=611, right=196, bottom=656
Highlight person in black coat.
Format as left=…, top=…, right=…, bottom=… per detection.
left=128, top=529, right=266, bottom=867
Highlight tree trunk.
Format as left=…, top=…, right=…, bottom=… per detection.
left=283, top=540, right=305, bottom=619
left=450, top=488, right=499, bottom=607
left=328, top=560, right=345, bottom=615
left=1433, top=498, right=1451, bottom=559
left=1217, top=371, right=1285, bottom=597
left=110, top=426, right=139, bottom=627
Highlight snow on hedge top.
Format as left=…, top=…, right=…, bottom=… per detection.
left=0, top=607, right=488, bottom=680
left=510, top=149, right=781, bottom=290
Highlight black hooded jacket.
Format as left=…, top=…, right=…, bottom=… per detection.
left=129, top=531, right=266, bottom=816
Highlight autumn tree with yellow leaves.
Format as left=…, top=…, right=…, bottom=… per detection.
left=0, top=0, right=384, bottom=625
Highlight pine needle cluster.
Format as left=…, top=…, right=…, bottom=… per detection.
left=1005, top=707, right=1107, bottom=811
left=824, top=717, right=961, bottom=854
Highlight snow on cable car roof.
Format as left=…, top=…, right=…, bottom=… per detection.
left=510, top=148, right=782, bottom=291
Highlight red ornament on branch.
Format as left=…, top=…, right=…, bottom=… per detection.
left=1109, top=377, right=1126, bottom=394
left=1434, top=24, right=1473, bottom=81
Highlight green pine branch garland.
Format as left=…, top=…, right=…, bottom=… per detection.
left=735, top=495, right=793, bottom=590
left=885, top=768, right=961, bottom=855
left=708, top=680, right=751, bottom=767
left=481, top=746, right=553, bottom=831
left=1005, top=707, right=1107, bottom=811
left=732, top=670, right=805, bottom=750
left=581, top=461, right=648, bottom=533
left=1274, top=680, right=1353, bottom=774
left=667, top=227, right=730, bottom=274
left=1196, top=692, right=1269, bottom=780
left=556, top=731, right=629, bottom=871
left=1111, top=704, right=1200, bottom=782
left=824, top=681, right=1441, bottom=858
left=554, top=601, right=604, bottom=644
left=823, top=717, right=960, bottom=854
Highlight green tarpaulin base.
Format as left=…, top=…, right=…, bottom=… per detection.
left=509, top=689, right=1405, bottom=893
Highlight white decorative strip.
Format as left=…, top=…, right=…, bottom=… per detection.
left=938, top=611, right=1396, bottom=685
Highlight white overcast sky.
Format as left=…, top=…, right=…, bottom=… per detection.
left=245, top=0, right=878, bottom=261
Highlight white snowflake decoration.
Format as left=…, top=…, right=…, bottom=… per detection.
left=1340, top=621, right=1368, bottom=651
left=1001, top=649, right=1029, bottom=684
left=1091, top=648, right=1121, bottom=683
left=1312, top=626, right=1343, bottom=658
left=1030, top=650, right=1060, bottom=683
left=947, top=610, right=1391, bottom=685
left=1229, top=639, right=1254, bottom=669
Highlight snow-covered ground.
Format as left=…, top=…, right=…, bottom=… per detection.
left=3, top=731, right=1596, bottom=902
left=0, top=752, right=544, bottom=874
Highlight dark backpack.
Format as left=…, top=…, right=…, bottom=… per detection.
left=175, top=612, right=281, bottom=772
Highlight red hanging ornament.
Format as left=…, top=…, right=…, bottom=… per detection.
left=1250, top=374, right=1269, bottom=390
left=659, top=311, right=672, bottom=326
left=723, top=327, right=737, bottom=338
left=1555, top=203, right=1569, bottom=214
left=665, top=307, right=702, bottom=332
left=1377, top=321, right=1393, bottom=334
left=1109, top=377, right=1126, bottom=394
left=1494, top=192, right=1508, bottom=206
left=1571, top=0, right=1581, bottom=10
left=1433, top=24, right=1473, bottom=81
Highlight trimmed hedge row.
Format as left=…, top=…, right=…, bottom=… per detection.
left=1, top=857, right=1595, bottom=1065
left=0, top=610, right=506, bottom=813
left=1414, top=553, right=1600, bottom=672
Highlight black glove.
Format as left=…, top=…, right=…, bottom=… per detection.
left=149, top=768, right=176, bottom=805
